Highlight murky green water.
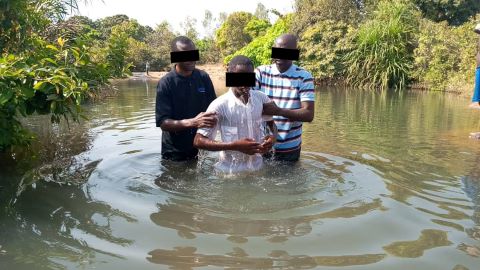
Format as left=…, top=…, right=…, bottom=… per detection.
left=1, top=80, right=480, bottom=269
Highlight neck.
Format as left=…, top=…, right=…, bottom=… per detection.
left=175, top=65, right=193, bottom=77
left=233, top=90, right=249, bottom=104
left=277, top=63, right=293, bottom=73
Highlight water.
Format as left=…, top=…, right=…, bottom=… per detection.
left=1, top=80, right=480, bottom=269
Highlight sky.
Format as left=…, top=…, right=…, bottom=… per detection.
left=77, top=0, right=295, bottom=36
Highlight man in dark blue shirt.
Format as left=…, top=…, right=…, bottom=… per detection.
left=155, top=36, right=217, bottom=161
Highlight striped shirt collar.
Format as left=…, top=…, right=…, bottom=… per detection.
left=270, top=63, right=297, bottom=76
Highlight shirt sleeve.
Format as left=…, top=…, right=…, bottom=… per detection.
left=197, top=100, right=220, bottom=139
left=258, top=92, right=273, bottom=122
left=299, top=72, right=315, bottom=102
left=155, top=79, right=172, bottom=127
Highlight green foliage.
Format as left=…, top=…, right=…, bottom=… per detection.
left=344, top=0, right=420, bottom=89
left=0, top=36, right=111, bottom=151
left=215, top=12, right=254, bottom=57
left=143, top=21, right=176, bottom=71
left=291, top=0, right=362, bottom=36
left=412, top=18, right=477, bottom=92
left=197, top=38, right=221, bottom=64
left=299, top=20, right=352, bottom=81
left=106, top=24, right=133, bottom=77
left=412, top=0, right=480, bottom=25
left=244, top=18, right=271, bottom=39
left=224, top=14, right=293, bottom=67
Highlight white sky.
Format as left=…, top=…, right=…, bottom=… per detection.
left=77, top=0, right=295, bottom=37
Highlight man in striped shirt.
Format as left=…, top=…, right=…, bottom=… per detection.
left=256, top=34, right=315, bottom=161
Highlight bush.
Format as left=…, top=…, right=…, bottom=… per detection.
left=344, top=0, right=420, bottom=89
left=299, top=20, right=352, bottom=82
left=224, top=14, right=293, bottom=67
left=412, top=18, right=478, bottom=92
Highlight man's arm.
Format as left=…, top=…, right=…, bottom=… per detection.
left=160, top=112, right=217, bottom=132
left=263, top=101, right=315, bottom=122
left=193, top=134, right=262, bottom=155
left=155, top=79, right=217, bottom=132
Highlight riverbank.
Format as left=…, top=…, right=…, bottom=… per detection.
left=130, top=63, right=225, bottom=80
left=129, top=63, right=475, bottom=99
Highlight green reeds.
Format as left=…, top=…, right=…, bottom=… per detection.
left=344, top=0, right=419, bottom=90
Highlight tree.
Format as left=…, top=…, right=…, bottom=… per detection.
left=202, top=10, right=214, bottom=38
left=291, top=0, right=362, bottom=36
left=215, top=12, right=254, bottom=57
left=412, top=18, right=477, bottom=91
left=254, top=3, right=269, bottom=20
left=106, top=23, right=132, bottom=77
left=224, top=14, right=293, bottom=67
left=412, top=0, right=480, bottom=25
left=145, top=21, right=176, bottom=71
left=180, top=16, right=198, bottom=41
left=244, top=18, right=271, bottom=39
left=299, top=20, right=352, bottom=82
left=96, top=14, right=130, bottom=39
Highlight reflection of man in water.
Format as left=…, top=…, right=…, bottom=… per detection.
left=193, top=56, right=277, bottom=173
left=155, top=36, right=217, bottom=161
left=145, top=61, right=150, bottom=76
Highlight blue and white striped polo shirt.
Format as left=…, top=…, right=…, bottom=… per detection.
left=255, top=64, right=315, bottom=153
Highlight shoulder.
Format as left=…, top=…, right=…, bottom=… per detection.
left=255, top=64, right=272, bottom=73
left=251, top=90, right=268, bottom=99
left=195, top=69, right=212, bottom=80
left=294, top=65, right=313, bottom=80
left=208, top=92, right=229, bottom=108
left=157, top=71, right=176, bottom=89
left=251, top=89, right=270, bottom=103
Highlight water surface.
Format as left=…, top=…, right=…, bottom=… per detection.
left=0, top=80, right=479, bottom=269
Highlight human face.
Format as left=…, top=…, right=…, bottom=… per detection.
left=273, top=38, right=297, bottom=73
left=231, top=64, right=254, bottom=103
left=175, top=41, right=196, bottom=72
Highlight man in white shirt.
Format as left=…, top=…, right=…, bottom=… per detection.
left=193, top=55, right=277, bottom=173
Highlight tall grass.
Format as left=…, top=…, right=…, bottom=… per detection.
left=344, top=0, right=419, bottom=90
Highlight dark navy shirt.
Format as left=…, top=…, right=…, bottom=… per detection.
left=155, top=67, right=216, bottom=161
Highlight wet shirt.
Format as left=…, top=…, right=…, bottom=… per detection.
left=255, top=64, right=315, bottom=153
left=197, top=89, right=272, bottom=173
left=156, top=68, right=216, bottom=161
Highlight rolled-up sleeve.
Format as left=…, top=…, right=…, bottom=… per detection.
left=155, top=79, right=172, bottom=127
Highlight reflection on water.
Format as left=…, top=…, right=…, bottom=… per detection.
left=1, top=81, right=480, bottom=269
left=147, top=247, right=386, bottom=269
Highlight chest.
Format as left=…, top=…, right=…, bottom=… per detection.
left=219, top=97, right=264, bottom=127
left=171, top=79, right=210, bottom=115
left=262, top=76, right=301, bottom=98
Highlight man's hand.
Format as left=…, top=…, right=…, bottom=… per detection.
left=190, top=112, right=217, bottom=128
left=259, top=135, right=276, bottom=154
left=232, top=138, right=262, bottom=155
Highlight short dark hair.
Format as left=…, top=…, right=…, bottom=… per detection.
left=170, top=36, right=194, bottom=51
left=227, top=55, right=254, bottom=72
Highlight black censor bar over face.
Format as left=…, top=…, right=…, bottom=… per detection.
left=226, top=72, right=256, bottom=87
left=170, top=50, right=200, bottom=63
left=271, top=47, right=300, bottom=61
